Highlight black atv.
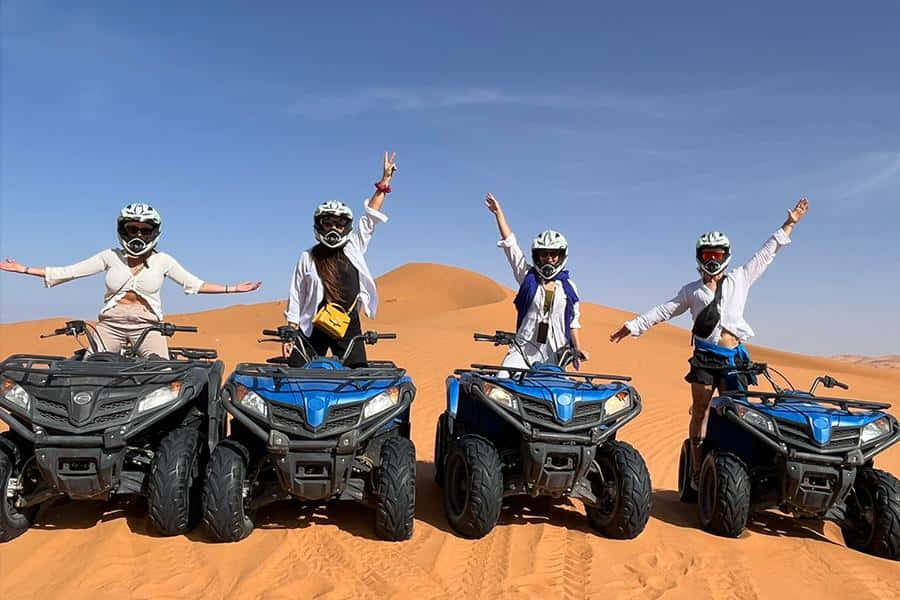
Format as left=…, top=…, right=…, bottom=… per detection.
left=0, top=319, right=225, bottom=541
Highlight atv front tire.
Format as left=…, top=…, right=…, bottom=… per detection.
left=0, top=437, right=37, bottom=543
left=202, top=439, right=255, bottom=542
left=375, top=436, right=416, bottom=541
left=698, top=450, right=750, bottom=537
left=678, top=438, right=698, bottom=503
left=842, top=468, right=900, bottom=560
left=433, top=413, right=448, bottom=487
left=443, top=435, right=503, bottom=539
left=148, top=427, right=203, bottom=536
left=586, top=440, right=652, bottom=539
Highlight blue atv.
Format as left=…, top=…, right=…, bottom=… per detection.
left=434, top=331, right=652, bottom=539
left=201, top=326, right=416, bottom=542
left=679, top=362, right=900, bottom=560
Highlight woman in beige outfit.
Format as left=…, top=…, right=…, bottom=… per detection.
left=1, top=203, right=262, bottom=357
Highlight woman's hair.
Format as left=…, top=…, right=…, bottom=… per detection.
left=310, top=244, right=346, bottom=304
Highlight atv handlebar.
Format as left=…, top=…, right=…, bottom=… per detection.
left=259, top=326, right=397, bottom=364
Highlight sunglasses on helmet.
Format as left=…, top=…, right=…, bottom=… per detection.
left=124, top=223, right=157, bottom=237
left=317, top=215, right=351, bottom=229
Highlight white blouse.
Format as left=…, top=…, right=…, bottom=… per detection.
left=497, top=233, right=581, bottom=367
left=625, top=229, right=792, bottom=344
left=44, top=249, right=204, bottom=320
left=285, top=200, right=388, bottom=335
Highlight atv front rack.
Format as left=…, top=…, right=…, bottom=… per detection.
left=234, top=363, right=407, bottom=393
left=0, top=354, right=200, bottom=386
left=456, top=364, right=632, bottom=386
left=730, top=390, right=891, bottom=411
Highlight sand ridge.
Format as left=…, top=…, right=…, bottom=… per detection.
left=1, top=263, right=899, bottom=600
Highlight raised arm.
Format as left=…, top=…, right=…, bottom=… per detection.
left=610, top=286, right=690, bottom=343
left=485, top=193, right=513, bottom=240
left=348, top=151, right=396, bottom=254
left=487, top=193, right=529, bottom=284
left=1, top=252, right=108, bottom=287
left=736, top=197, right=808, bottom=287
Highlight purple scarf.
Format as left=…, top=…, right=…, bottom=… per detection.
left=513, top=269, right=580, bottom=344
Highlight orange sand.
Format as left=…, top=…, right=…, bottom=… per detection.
left=1, top=263, right=898, bottom=599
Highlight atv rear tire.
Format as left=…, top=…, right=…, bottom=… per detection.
left=698, top=450, right=750, bottom=537
left=202, top=439, right=255, bottom=542
left=586, top=440, right=652, bottom=539
left=375, top=436, right=416, bottom=541
left=678, top=439, right=698, bottom=503
left=433, top=413, right=448, bottom=487
left=148, top=427, right=203, bottom=536
left=0, top=438, right=37, bottom=543
left=841, top=468, right=900, bottom=560
left=443, top=435, right=503, bottom=539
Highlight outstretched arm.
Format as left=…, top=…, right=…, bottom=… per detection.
left=0, top=259, right=45, bottom=278
left=610, top=287, right=690, bottom=343
left=198, top=282, right=262, bottom=294
left=3, top=252, right=108, bottom=287
left=166, top=256, right=261, bottom=295
left=737, top=197, right=809, bottom=286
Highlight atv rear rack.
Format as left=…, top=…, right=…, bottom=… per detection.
left=730, top=390, right=891, bottom=411
left=456, top=364, right=632, bottom=386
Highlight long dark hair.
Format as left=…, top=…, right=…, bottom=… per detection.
left=310, top=244, right=346, bottom=305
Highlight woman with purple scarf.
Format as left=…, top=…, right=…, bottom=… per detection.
left=485, top=193, right=588, bottom=370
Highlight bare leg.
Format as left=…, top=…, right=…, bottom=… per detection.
left=689, top=382, right=716, bottom=482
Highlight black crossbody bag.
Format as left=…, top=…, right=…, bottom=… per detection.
left=691, top=279, right=724, bottom=341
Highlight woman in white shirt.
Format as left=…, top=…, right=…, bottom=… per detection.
left=1, top=203, right=261, bottom=357
left=284, top=152, right=397, bottom=367
left=609, top=197, right=809, bottom=487
left=485, top=193, right=588, bottom=370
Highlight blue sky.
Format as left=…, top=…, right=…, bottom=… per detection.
left=1, top=1, right=898, bottom=355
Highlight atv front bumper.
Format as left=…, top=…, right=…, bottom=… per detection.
left=225, top=397, right=410, bottom=502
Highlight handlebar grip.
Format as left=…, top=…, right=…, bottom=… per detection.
left=378, top=333, right=397, bottom=339
left=262, top=329, right=280, bottom=336
left=473, top=333, right=494, bottom=341
left=174, top=326, right=198, bottom=332
left=834, top=380, right=849, bottom=390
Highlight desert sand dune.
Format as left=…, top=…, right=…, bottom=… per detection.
left=1, top=263, right=899, bottom=600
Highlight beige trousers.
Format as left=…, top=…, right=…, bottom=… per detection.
left=89, top=302, right=169, bottom=358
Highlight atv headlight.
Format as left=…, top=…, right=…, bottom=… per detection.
left=735, top=405, right=775, bottom=434
left=1, top=378, right=30, bottom=412
left=363, top=387, right=400, bottom=420
left=235, top=385, right=268, bottom=418
left=604, top=391, right=632, bottom=417
left=861, top=417, right=892, bottom=443
left=137, top=381, right=183, bottom=413
left=482, top=383, right=517, bottom=410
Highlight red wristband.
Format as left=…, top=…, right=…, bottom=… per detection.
left=374, top=181, right=392, bottom=194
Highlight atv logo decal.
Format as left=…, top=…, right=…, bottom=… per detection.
left=73, top=392, right=92, bottom=405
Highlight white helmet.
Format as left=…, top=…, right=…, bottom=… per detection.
left=531, top=230, right=569, bottom=279
left=696, top=231, right=732, bottom=277
left=117, top=203, right=162, bottom=257
left=313, top=201, right=354, bottom=248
